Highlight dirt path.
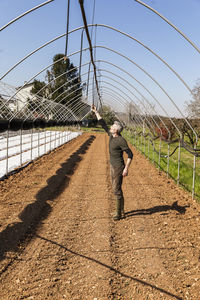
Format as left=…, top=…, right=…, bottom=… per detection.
left=0, top=132, right=200, bottom=300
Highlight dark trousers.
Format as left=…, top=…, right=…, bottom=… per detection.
left=110, top=164, right=124, bottom=216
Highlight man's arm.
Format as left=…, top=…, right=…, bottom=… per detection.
left=120, top=140, right=133, bottom=177
left=122, top=157, right=132, bottom=177
left=91, top=105, right=110, bottom=135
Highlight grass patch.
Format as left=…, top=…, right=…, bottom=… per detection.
left=123, top=129, right=200, bottom=202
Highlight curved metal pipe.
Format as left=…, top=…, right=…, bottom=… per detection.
left=0, top=0, right=54, bottom=32
left=1, top=38, right=195, bottom=139
left=100, top=89, right=145, bottom=129
left=134, top=0, right=200, bottom=55
left=94, top=45, right=194, bottom=139
left=96, top=60, right=172, bottom=135
left=101, top=87, right=156, bottom=134
left=98, top=71, right=163, bottom=134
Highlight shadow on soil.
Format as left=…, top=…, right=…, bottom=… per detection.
left=37, top=235, right=183, bottom=300
left=0, top=135, right=95, bottom=265
left=125, top=201, right=189, bottom=218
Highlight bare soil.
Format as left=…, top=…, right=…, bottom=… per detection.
left=0, top=132, right=200, bottom=300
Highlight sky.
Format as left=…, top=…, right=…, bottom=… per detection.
left=0, top=0, right=200, bottom=117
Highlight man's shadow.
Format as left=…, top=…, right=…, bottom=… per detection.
left=125, top=201, right=189, bottom=217
left=0, top=135, right=96, bottom=263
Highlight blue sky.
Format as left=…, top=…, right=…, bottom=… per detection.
left=0, top=0, right=200, bottom=116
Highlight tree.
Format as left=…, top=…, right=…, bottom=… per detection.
left=187, top=79, right=200, bottom=118
left=30, top=54, right=82, bottom=117
left=31, top=80, right=46, bottom=98
left=100, top=105, right=116, bottom=125
left=47, top=54, right=82, bottom=107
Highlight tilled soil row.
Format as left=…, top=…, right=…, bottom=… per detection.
left=0, top=134, right=95, bottom=274
left=0, top=132, right=200, bottom=300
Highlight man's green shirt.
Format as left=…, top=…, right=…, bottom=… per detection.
left=99, top=119, right=133, bottom=167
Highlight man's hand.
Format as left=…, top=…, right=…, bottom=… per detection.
left=122, top=167, right=128, bottom=177
left=91, top=105, right=102, bottom=120
left=91, top=105, right=97, bottom=112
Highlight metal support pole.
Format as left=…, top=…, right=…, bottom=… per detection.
left=158, top=138, right=161, bottom=170
left=192, top=145, right=196, bottom=199
left=44, top=130, right=47, bottom=154
left=148, top=137, right=150, bottom=160
left=59, top=130, right=61, bottom=146
left=6, top=129, right=9, bottom=175
left=177, top=141, right=181, bottom=185
left=38, top=129, right=40, bottom=157
left=134, top=131, right=136, bottom=146
left=153, top=140, right=155, bottom=164
left=50, top=130, right=52, bottom=151
left=31, top=127, right=33, bottom=161
left=20, top=128, right=23, bottom=166
left=167, top=144, right=170, bottom=178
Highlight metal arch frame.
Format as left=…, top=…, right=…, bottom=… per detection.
left=39, top=86, right=93, bottom=123
left=1, top=48, right=89, bottom=120
left=63, top=88, right=153, bottom=133
left=20, top=61, right=92, bottom=112
left=99, top=80, right=161, bottom=134
left=0, top=82, right=32, bottom=114
left=94, top=24, right=192, bottom=94
left=99, top=83, right=155, bottom=134
left=94, top=46, right=189, bottom=138
left=100, top=86, right=156, bottom=135
left=97, top=71, right=164, bottom=135
left=134, top=0, right=200, bottom=55
left=19, top=57, right=171, bottom=138
left=1, top=43, right=185, bottom=137
left=98, top=76, right=162, bottom=138
left=1, top=44, right=181, bottom=136
left=1, top=30, right=197, bottom=142
left=50, top=102, right=79, bottom=122
left=96, top=68, right=167, bottom=136
left=95, top=60, right=172, bottom=136
left=1, top=24, right=192, bottom=94
left=101, top=89, right=165, bottom=170
left=67, top=101, right=90, bottom=121
left=0, top=48, right=173, bottom=136
left=100, top=89, right=146, bottom=130
left=26, top=65, right=162, bottom=133
left=98, top=91, right=141, bottom=127
left=67, top=90, right=124, bottom=125
left=0, top=27, right=84, bottom=81
left=0, top=0, right=54, bottom=32
left=24, top=72, right=87, bottom=121
left=0, top=22, right=196, bottom=140
left=33, top=98, right=79, bottom=123
left=4, top=64, right=92, bottom=122
left=62, top=85, right=143, bottom=128
left=58, top=96, right=90, bottom=122
left=100, top=91, right=150, bottom=151
left=26, top=81, right=92, bottom=123
left=0, top=24, right=196, bottom=132
left=0, top=63, right=177, bottom=139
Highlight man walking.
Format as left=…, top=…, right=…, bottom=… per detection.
left=91, top=105, right=133, bottom=220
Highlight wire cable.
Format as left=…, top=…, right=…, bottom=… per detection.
left=78, top=0, right=102, bottom=108
left=65, top=0, right=70, bottom=57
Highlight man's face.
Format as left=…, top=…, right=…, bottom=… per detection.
left=110, top=124, right=118, bottom=134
